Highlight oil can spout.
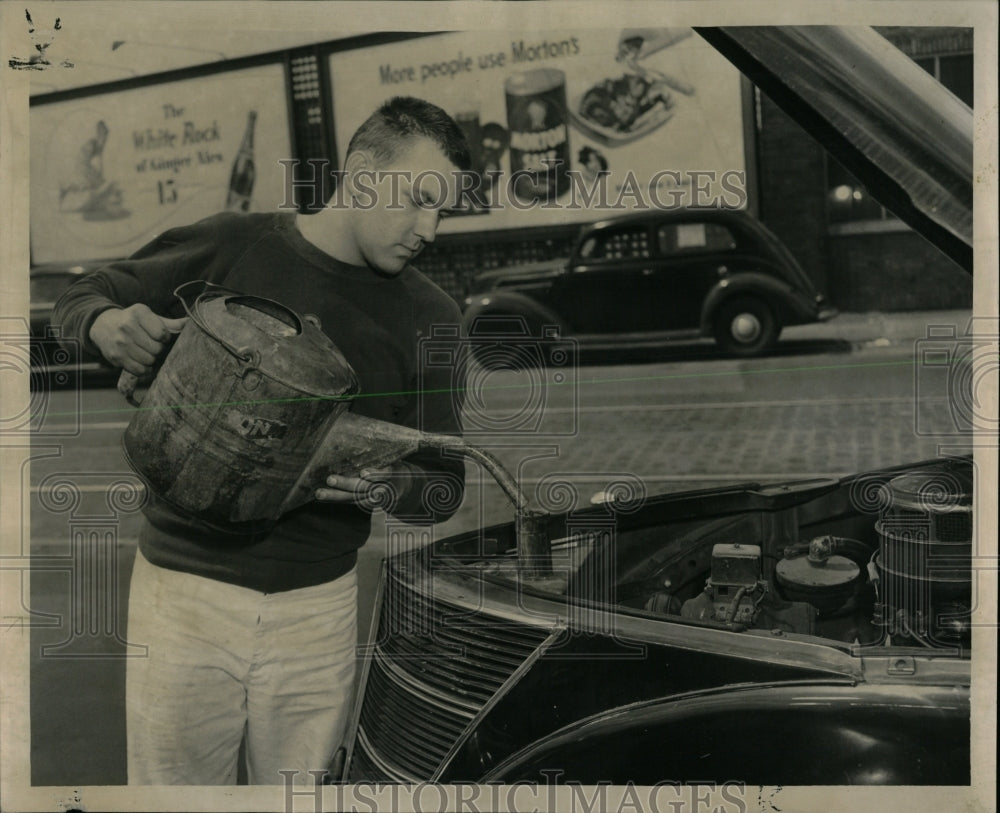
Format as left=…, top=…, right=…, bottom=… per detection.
left=282, top=410, right=550, bottom=576
left=281, top=411, right=531, bottom=515
left=448, top=443, right=529, bottom=512
left=516, top=509, right=553, bottom=578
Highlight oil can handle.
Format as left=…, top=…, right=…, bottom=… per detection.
left=173, top=281, right=301, bottom=368
left=174, top=280, right=245, bottom=308
left=172, top=281, right=258, bottom=365
left=117, top=307, right=190, bottom=407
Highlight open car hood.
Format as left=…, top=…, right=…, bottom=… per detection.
left=694, top=26, right=973, bottom=271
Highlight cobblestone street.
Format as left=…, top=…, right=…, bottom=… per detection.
left=406, top=395, right=966, bottom=544
left=504, top=397, right=956, bottom=478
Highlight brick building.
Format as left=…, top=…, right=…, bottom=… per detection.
left=754, top=27, right=973, bottom=312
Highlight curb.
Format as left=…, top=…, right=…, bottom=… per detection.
left=782, top=310, right=972, bottom=349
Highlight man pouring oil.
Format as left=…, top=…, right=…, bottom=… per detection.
left=54, top=97, right=471, bottom=786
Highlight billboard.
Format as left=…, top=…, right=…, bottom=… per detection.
left=328, top=28, right=747, bottom=232
left=29, top=63, right=293, bottom=265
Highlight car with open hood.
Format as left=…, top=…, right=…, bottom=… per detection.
left=340, top=25, right=978, bottom=787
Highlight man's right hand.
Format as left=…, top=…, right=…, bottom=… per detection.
left=89, top=304, right=188, bottom=376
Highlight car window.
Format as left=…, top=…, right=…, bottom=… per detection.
left=581, top=226, right=650, bottom=261
left=658, top=222, right=737, bottom=254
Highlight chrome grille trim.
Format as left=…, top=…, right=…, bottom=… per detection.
left=374, top=650, right=480, bottom=716
left=355, top=729, right=417, bottom=784
left=347, top=559, right=554, bottom=781
left=432, top=625, right=567, bottom=781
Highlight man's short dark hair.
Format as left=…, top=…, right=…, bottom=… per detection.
left=346, top=96, right=472, bottom=171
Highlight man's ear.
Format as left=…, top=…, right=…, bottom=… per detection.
left=342, top=150, right=373, bottom=197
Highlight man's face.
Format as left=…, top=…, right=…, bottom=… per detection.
left=348, top=137, right=461, bottom=275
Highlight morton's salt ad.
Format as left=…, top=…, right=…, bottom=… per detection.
left=29, top=64, right=292, bottom=265
left=328, top=29, right=748, bottom=232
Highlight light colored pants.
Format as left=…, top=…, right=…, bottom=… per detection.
left=126, top=550, right=358, bottom=785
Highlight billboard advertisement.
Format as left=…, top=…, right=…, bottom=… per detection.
left=328, top=28, right=747, bottom=233
left=29, top=63, right=292, bottom=265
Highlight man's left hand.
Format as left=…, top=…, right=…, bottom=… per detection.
left=315, top=465, right=415, bottom=511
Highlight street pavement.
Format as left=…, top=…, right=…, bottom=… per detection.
left=374, top=308, right=977, bottom=538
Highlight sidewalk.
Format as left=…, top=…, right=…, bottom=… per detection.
left=782, top=308, right=974, bottom=346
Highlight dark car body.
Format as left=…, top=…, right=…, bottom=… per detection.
left=462, top=209, right=836, bottom=357
left=344, top=457, right=972, bottom=785
left=29, top=266, right=85, bottom=339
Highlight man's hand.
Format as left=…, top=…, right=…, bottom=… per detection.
left=89, top=304, right=188, bottom=376
left=315, top=465, right=417, bottom=511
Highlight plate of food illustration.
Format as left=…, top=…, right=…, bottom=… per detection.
left=570, top=72, right=678, bottom=147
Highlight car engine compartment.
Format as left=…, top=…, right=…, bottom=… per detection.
left=454, top=457, right=973, bottom=652
left=609, top=458, right=973, bottom=648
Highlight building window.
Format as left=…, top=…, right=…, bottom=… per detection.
left=827, top=30, right=972, bottom=230
left=914, top=53, right=973, bottom=107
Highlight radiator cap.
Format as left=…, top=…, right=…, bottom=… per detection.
left=776, top=554, right=859, bottom=614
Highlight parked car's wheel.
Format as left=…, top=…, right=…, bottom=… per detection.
left=712, top=296, right=779, bottom=356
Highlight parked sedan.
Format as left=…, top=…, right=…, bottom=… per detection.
left=462, top=209, right=837, bottom=358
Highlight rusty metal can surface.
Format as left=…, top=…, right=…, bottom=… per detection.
left=121, top=286, right=357, bottom=533
left=505, top=68, right=570, bottom=203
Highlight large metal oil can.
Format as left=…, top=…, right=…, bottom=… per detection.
left=118, top=282, right=536, bottom=549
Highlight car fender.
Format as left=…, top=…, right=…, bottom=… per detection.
left=482, top=681, right=970, bottom=785
left=699, top=272, right=814, bottom=334
left=462, top=291, right=568, bottom=334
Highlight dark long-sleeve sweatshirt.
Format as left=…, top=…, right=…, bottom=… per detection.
left=53, top=211, right=466, bottom=592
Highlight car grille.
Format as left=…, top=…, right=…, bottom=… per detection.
left=347, top=560, right=553, bottom=781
